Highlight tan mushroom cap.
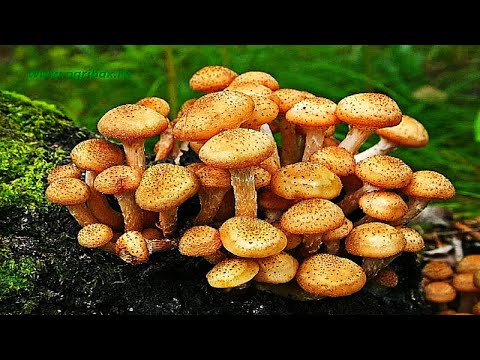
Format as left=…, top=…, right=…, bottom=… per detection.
left=186, top=162, right=206, bottom=174
left=228, top=71, right=279, bottom=91
left=271, top=162, right=342, bottom=200
left=226, top=82, right=273, bottom=97
left=206, top=258, right=259, bottom=288
left=97, top=104, right=169, bottom=142
left=335, top=93, right=402, bottom=129
left=285, top=97, right=340, bottom=128
left=115, top=231, right=149, bottom=265
left=252, top=166, right=271, bottom=189
left=219, top=216, right=287, bottom=258
left=424, top=281, right=457, bottom=303
left=402, top=170, right=455, bottom=200
left=272, top=221, right=303, bottom=250
left=177, top=98, right=197, bottom=118
left=376, top=115, right=429, bottom=148
left=373, top=268, right=399, bottom=288
left=270, top=88, right=316, bottom=113
left=199, top=128, right=275, bottom=169
left=296, top=253, right=367, bottom=296
left=322, top=218, right=353, bottom=242
left=280, top=199, right=345, bottom=235
left=45, top=178, right=90, bottom=205
left=254, top=252, right=299, bottom=284
left=474, top=270, right=480, bottom=288
left=195, top=165, right=231, bottom=188
left=47, top=163, right=82, bottom=184
left=135, top=163, right=199, bottom=211
left=309, top=147, right=355, bottom=177
left=355, top=155, right=413, bottom=189
left=397, top=226, right=425, bottom=252
left=345, top=222, right=406, bottom=258
left=136, top=97, right=170, bottom=117
left=141, top=228, right=162, bottom=240
left=258, top=189, right=294, bottom=211
left=452, top=273, right=480, bottom=293
left=422, top=261, right=454, bottom=281
left=178, top=226, right=222, bottom=257
left=359, top=191, right=408, bottom=222
left=78, top=223, right=114, bottom=248
left=189, top=65, right=238, bottom=93
left=71, top=139, right=125, bottom=172
left=172, top=91, right=255, bottom=142
left=94, top=165, right=143, bottom=194
left=456, top=254, right=480, bottom=273
left=241, top=95, right=279, bottom=129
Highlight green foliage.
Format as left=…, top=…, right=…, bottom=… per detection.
left=474, top=111, right=480, bottom=143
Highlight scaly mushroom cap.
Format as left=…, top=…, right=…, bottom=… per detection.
left=422, top=261, right=454, bottom=281
left=189, top=65, right=238, bottom=93
left=47, top=163, right=82, bottom=184
left=474, top=270, right=480, bottom=288
left=254, top=252, right=299, bottom=284
left=97, top=104, right=169, bottom=142
left=228, top=71, right=279, bottom=91
left=452, top=273, right=480, bottom=293
left=186, top=162, right=206, bottom=174
left=77, top=223, right=114, bottom=248
left=94, top=165, right=143, bottom=194
left=424, top=281, right=457, bottom=303
left=272, top=221, right=303, bottom=250
left=195, top=166, right=231, bottom=189
left=271, top=162, right=342, bottom=200
left=376, top=115, right=429, bottom=148
left=270, top=88, right=316, bottom=113
left=358, top=191, right=408, bottom=222
left=71, top=139, right=125, bottom=172
left=177, top=98, right=197, bottom=117
left=172, top=91, right=255, bottom=142
left=373, top=268, right=399, bottom=288
left=135, top=163, right=199, bottom=211
left=206, top=258, right=259, bottom=288
left=345, top=222, right=406, bottom=258
left=199, top=128, right=275, bottom=169
left=219, top=216, right=287, bottom=258
left=456, top=254, right=480, bottom=273
left=241, top=95, right=279, bottom=129
left=296, top=253, right=367, bottom=296
left=322, top=218, right=353, bottom=242
left=226, top=82, right=273, bottom=97
left=258, top=189, right=294, bottom=211
left=335, top=93, right=402, bottom=129
left=252, top=166, right=272, bottom=189
left=355, top=155, right=413, bottom=189
left=115, top=231, right=149, bottom=265
left=402, top=170, right=455, bottom=200
left=285, top=97, right=340, bottom=128
left=397, top=226, right=425, bottom=252
left=280, top=199, right=345, bottom=235
left=136, top=97, right=170, bottom=117
left=45, top=178, right=90, bottom=206
left=309, top=147, right=355, bottom=177
left=178, top=226, right=222, bottom=257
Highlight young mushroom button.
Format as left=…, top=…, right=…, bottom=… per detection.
left=207, top=258, right=260, bottom=289
left=77, top=223, right=116, bottom=253
left=178, top=226, right=225, bottom=264
left=254, top=252, right=299, bottom=284
left=189, top=65, right=238, bottom=93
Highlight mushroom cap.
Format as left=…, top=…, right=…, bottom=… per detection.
left=397, top=226, right=425, bottom=252
left=355, top=155, right=413, bottom=189
left=94, top=165, right=143, bottom=194
left=136, top=96, right=170, bottom=117
left=195, top=165, right=231, bottom=189
left=452, top=273, right=480, bottom=293
left=252, top=166, right=272, bottom=189
left=78, top=223, right=114, bottom=248
left=219, top=216, right=287, bottom=258
left=285, top=97, right=340, bottom=128
left=141, top=228, right=162, bottom=240
left=271, top=162, right=342, bottom=200
left=226, top=82, right=273, bottom=97
left=177, top=98, right=197, bottom=118
left=206, top=258, right=259, bottom=288
left=335, top=93, right=402, bottom=129
left=423, top=261, right=454, bottom=281
left=296, top=253, right=367, bottom=297
left=258, top=154, right=280, bottom=175
left=424, top=281, right=457, bottom=303
left=228, top=71, right=279, bottom=91
left=372, top=268, right=399, bottom=288
left=258, top=188, right=294, bottom=211
left=456, top=254, right=480, bottom=274
left=322, top=218, right=353, bottom=242
left=172, top=91, right=255, bottom=142
left=45, top=178, right=90, bottom=205
left=97, top=104, right=169, bottom=142
left=47, top=163, right=82, bottom=184
left=309, top=147, right=355, bottom=177
left=280, top=198, right=345, bottom=235
left=376, top=115, right=429, bottom=148
left=345, top=222, right=406, bottom=258
left=189, top=65, right=238, bottom=93
left=189, top=141, right=204, bottom=154
left=254, top=252, right=299, bottom=284
left=115, top=231, right=149, bottom=265
left=272, top=221, right=303, bottom=250
left=178, top=225, right=222, bottom=257
left=135, top=163, right=199, bottom=211
left=241, top=95, right=279, bottom=129
left=474, top=270, right=480, bottom=288
left=186, top=162, right=206, bottom=174
left=358, top=191, right=408, bottom=222
left=270, top=88, right=315, bottom=113
left=401, top=170, right=455, bottom=200
left=199, top=128, right=275, bottom=169
left=70, top=139, right=125, bottom=172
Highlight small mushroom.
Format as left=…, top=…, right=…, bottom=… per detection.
left=309, top=146, right=355, bottom=178
left=322, top=217, right=353, bottom=255
left=226, top=82, right=273, bottom=96
left=258, top=188, right=294, bottom=223
left=424, top=281, right=457, bottom=310
left=254, top=252, right=299, bottom=284
left=77, top=223, right=116, bottom=253
left=452, top=272, right=480, bottom=313
left=372, top=268, right=399, bottom=288
left=272, top=220, right=303, bottom=251
left=189, top=65, right=238, bottom=93
left=178, top=226, right=225, bottom=264
left=397, top=226, right=425, bottom=253
left=136, top=96, right=170, bottom=117
left=47, top=163, right=82, bottom=184
left=422, top=261, right=454, bottom=281
left=228, top=71, right=279, bottom=91
left=355, top=191, right=408, bottom=225
left=206, top=258, right=260, bottom=289
left=455, top=254, right=480, bottom=274
left=115, top=231, right=150, bottom=265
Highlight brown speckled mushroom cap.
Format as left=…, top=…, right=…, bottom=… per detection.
left=254, top=252, right=299, bottom=284
left=376, top=115, right=429, bottom=148
left=271, top=162, right=342, bottom=200
left=172, top=91, right=255, bottom=142
left=199, top=128, right=275, bottom=169
left=141, top=228, right=162, bottom=240
left=45, top=178, right=90, bottom=205
left=258, top=188, right=294, bottom=211
left=309, top=147, right=355, bottom=177
left=136, top=97, right=170, bottom=117
left=98, top=104, right=168, bottom=142
left=228, top=71, right=279, bottom=91
left=272, top=221, right=303, bottom=250
left=252, top=166, right=272, bottom=189
left=270, top=88, right=316, bottom=113
left=78, top=223, right=114, bottom=248
left=206, top=258, right=259, bottom=288
left=285, top=97, right=340, bottom=128
left=94, top=165, right=143, bottom=194
left=422, top=261, right=454, bottom=281
left=296, top=253, right=367, bottom=297
left=195, top=165, right=231, bottom=189
left=355, top=155, right=413, bottom=189
left=280, top=198, right=345, bottom=235
left=219, top=216, right=287, bottom=258
left=189, top=65, right=238, bottom=93
left=177, top=98, right=197, bottom=118
left=241, top=95, right=279, bottom=129
left=456, top=254, right=480, bottom=274
left=335, top=93, right=402, bottom=129
left=178, top=225, right=222, bottom=257
left=452, top=273, right=480, bottom=293
left=358, top=191, right=408, bottom=222
left=47, top=163, right=82, bottom=184
left=397, top=226, right=425, bottom=252
left=115, top=231, right=149, bottom=265
left=401, top=170, right=455, bottom=200
left=373, top=268, right=399, bottom=288
left=424, top=281, right=457, bottom=303
left=226, top=82, right=273, bottom=97
left=345, top=222, right=406, bottom=258
left=473, top=270, right=480, bottom=288
left=71, top=139, right=125, bottom=172
left=322, top=218, right=353, bottom=242
left=135, top=163, right=199, bottom=211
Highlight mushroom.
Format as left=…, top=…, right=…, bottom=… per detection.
left=258, top=187, right=294, bottom=223
left=141, top=227, right=176, bottom=253
left=228, top=71, right=279, bottom=91
left=97, top=104, right=169, bottom=172
left=272, top=220, right=303, bottom=251
left=136, top=96, right=170, bottom=117
left=355, top=191, right=408, bottom=225
left=47, top=163, right=82, bottom=184
left=206, top=258, right=260, bottom=289
left=178, top=225, right=225, bottom=264
left=77, top=223, right=117, bottom=254
left=254, top=252, right=299, bottom=284
left=321, top=217, right=353, bottom=255
left=115, top=231, right=150, bottom=265
left=226, top=82, right=273, bottom=96
left=372, top=268, right=399, bottom=288
left=335, top=93, right=403, bottom=154
left=189, top=65, right=238, bottom=93
left=397, top=226, right=425, bottom=253
left=452, top=272, right=480, bottom=313
left=423, top=281, right=457, bottom=311
left=309, top=146, right=355, bottom=178
left=456, top=254, right=480, bottom=274
left=422, top=261, right=454, bottom=281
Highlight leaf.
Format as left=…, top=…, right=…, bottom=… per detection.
left=474, top=110, right=480, bottom=143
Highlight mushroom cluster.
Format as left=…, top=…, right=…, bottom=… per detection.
left=45, top=65, right=456, bottom=300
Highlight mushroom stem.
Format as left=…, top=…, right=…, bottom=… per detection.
left=389, top=198, right=430, bottom=226
left=339, top=126, right=374, bottom=154
left=145, top=238, right=177, bottom=253
left=173, top=141, right=190, bottom=165
left=302, top=127, right=325, bottom=162
left=324, top=241, right=340, bottom=255
left=354, top=137, right=397, bottom=162
left=337, top=183, right=379, bottom=215
left=259, top=123, right=281, bottom=168
left=262, top=209, right=284, bottom=224
left=66, top=204, right=98, bottom=227
left=254, top=282, right=325, bottom=301
left=230, top=168, right=257, bottom=218
left=279, top=114, right=301, bottom=166
left=158, top=207, right=178, bottom=238
left=154, top=124, right=175, bottom=161
left=115, top=193, right=144, bottom=232
left=194, top=187, right=230, bottom=225
left=362, top=255, right=399, bottom=278
left=123, top=139, right=146, bottom=172
left=354, top=215, right=377, bottom=226
left=203, top=251, right=227, bottom=264
left=302, top=234, right=323, bottom=254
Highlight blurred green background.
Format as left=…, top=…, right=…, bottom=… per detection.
left=1, top=45, right=479, bottom=218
